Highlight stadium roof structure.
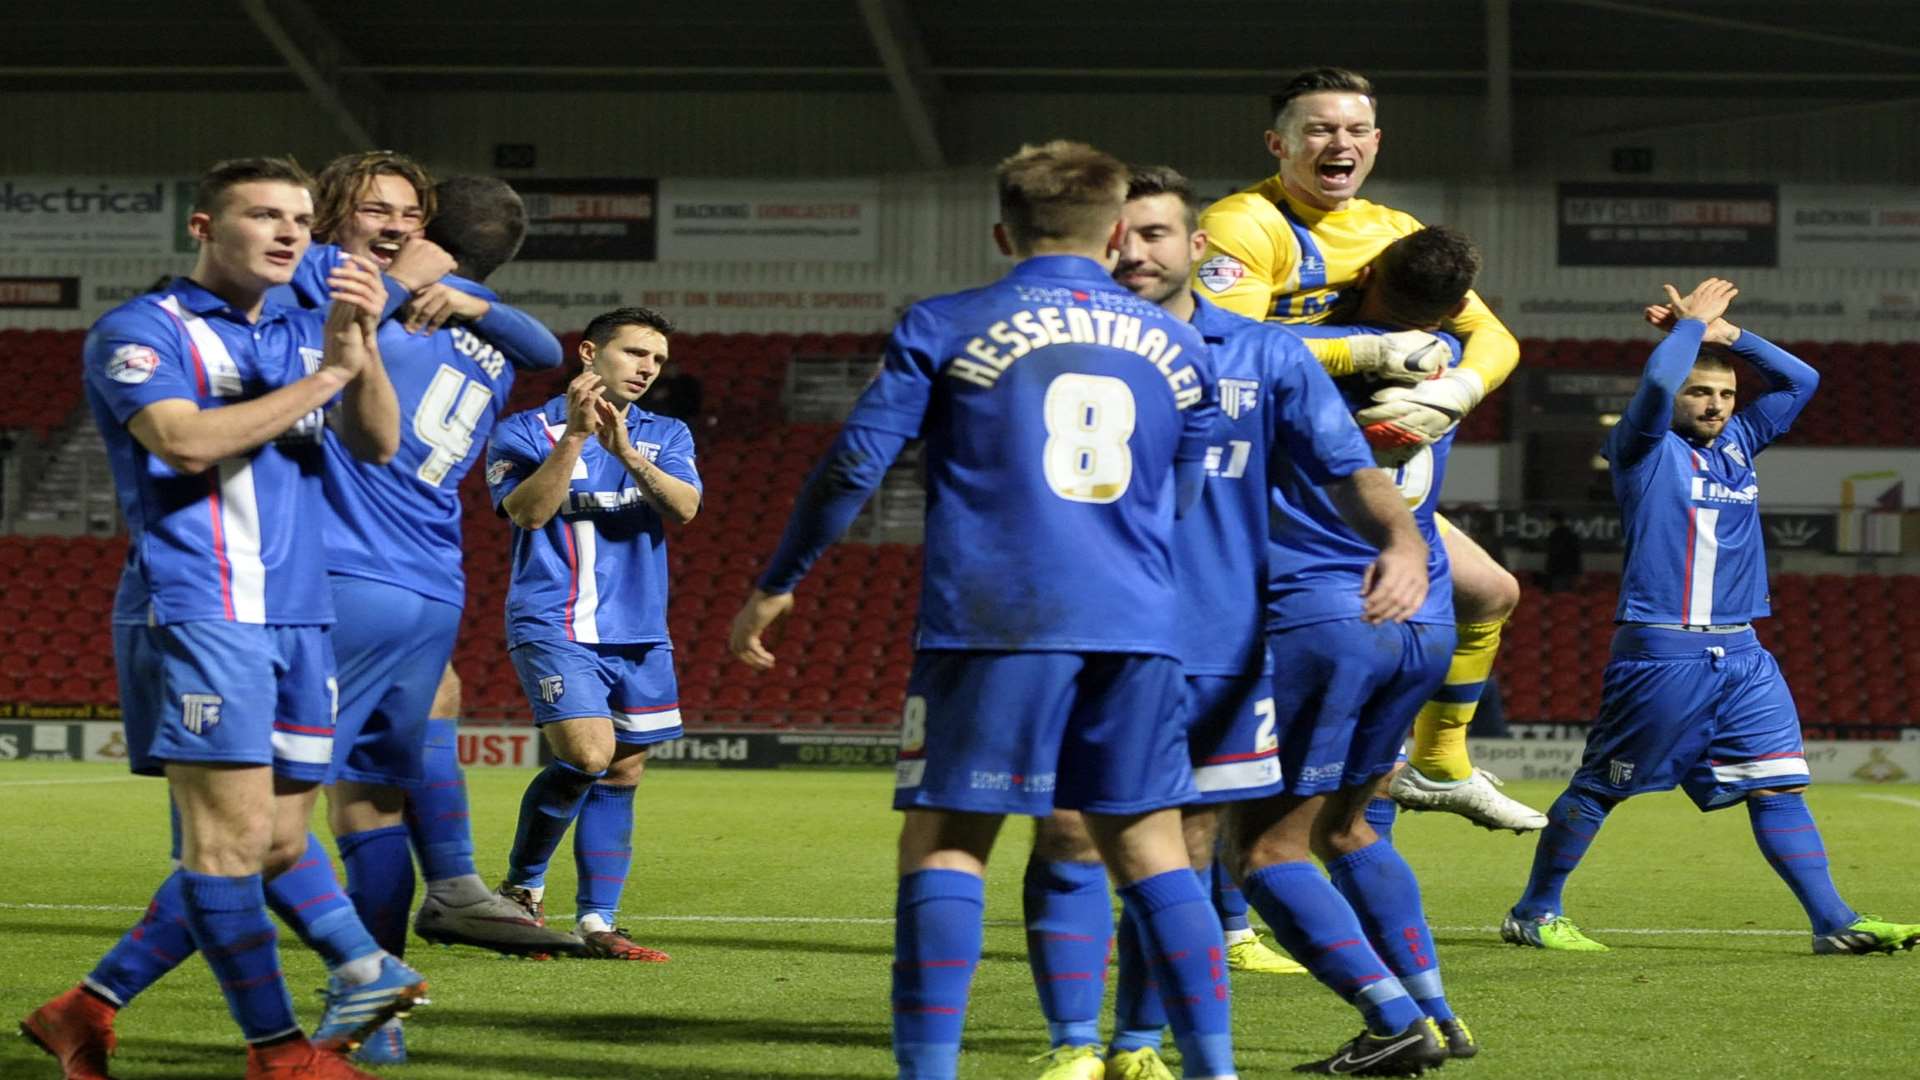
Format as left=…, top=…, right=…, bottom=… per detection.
left=8, top=1, right=1919, bottom=166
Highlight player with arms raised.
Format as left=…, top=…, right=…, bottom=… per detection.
left=1502, top=279, right=1920, bottom=956
left=486, top=306, right=700, bottom=961
left=24, top=157, right=400, bottom=1080
left=1198, top=65, right=1540, bottom=834
left=730, top=142, right=1239, bottom=1080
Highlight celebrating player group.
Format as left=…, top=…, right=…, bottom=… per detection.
left=19, top=63, right=1920, bottom=1080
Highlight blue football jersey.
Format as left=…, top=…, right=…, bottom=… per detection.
left=1177, top=298, right=1375, bottom=674
left=845, top=255, right=1217, bottom=655
left=1607, top=326, right=1816, bottom=625
left=486, top=399, right=700, bottom=647
left=1264, top=322, right=1456, bottom=630
left=84, top=278, right=335, bottom=626
left=321, top=320, right=517, bottom=606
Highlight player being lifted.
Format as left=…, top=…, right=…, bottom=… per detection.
left=1199, top=66, right=1541, bottom=832
left=1502, top=279, right=1920, bottom=956
left=24, top=158, right=402, bottom=1080
left=1021, top=166, right=1449, bottom=1080
left=486, top=306, right=700, bottom=961
left=729, top=142, right=1239, bottom=1080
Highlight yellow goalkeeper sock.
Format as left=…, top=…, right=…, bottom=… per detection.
left=1408, top=618, right=1505, bottom=782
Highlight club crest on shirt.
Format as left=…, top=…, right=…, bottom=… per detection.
left=1724, top=444, right=1747, bottom=467
left=1197, top=254, right=1244, bottom=294
left=181, top=693, right=223, bottom=735
left=298, top=347, right=324, bottom=374
left=1219, top=378, right=1261, bottom=420
left=107, top=344, right=160, bottom=384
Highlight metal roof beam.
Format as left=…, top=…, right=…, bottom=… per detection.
left=856, top=0, right=947, bottom=168
left=1556, top=0, right=1920, bottom=61
left=238, top=0, right=384, bottom=147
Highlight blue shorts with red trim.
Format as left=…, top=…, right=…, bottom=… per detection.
left=893, top=650, right=1194, bottom=816
left=1267, top=619, right=1454, bottom=797
left=115, top=621, right=336, bottom=781
left=1184, top=672, right=1282, bottom=804
left=328, top=576, right=461, bottom=787
left=1573, top=625, right=1809, bottom=811
left=509, top=638, right=682, bottom=746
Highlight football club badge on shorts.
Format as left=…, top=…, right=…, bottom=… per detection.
left=1608, top=758, right=1635, bottom=787
left=1197, top=254, right=1245, bottom=294
left=107, top=344, right=160, bottom=384
left=538, top=675, right=566, bottom=704
left=180, top=693, right=223, bottom=735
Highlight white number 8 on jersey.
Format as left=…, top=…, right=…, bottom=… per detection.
left=1042, top=373, right=1136, bottom=503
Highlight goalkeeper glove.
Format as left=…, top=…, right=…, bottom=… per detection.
left=1342, top=330, right=1449, bottom=385
left=1355, top=369, right=1486, bottom=451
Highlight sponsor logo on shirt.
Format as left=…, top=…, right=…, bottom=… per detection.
left=107, top=343, right=159, bottom=384
left=1219, top=378, right=1261, bottom=420
left=1196, top=254, right=1245, bottom=294
left=1691, top=477, right=1759, bottom=504
left=181, top=693, right=222, bottom=735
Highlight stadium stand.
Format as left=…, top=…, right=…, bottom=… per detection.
left=5, top=331, right=1919, bottom=730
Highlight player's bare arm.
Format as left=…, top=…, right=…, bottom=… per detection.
left=384, top=234, right=456, bottom=296
left=1327, top=467, right=1428, bottom=623
left=404, top=281, right=492, bottom=336
left=592, top=395, right=700, bottom=524
left=1644, top=277, right=1741, bottom=345
left=728, top=589, right=795, bottom=672
left=325, top=253, right=401, bottom=464
left=500, top=371, right=604, bottom=529
left=127, top=349, right=357, bottom=477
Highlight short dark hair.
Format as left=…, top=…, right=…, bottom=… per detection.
left=1691, top=353, right=1736, bottom=376
left=313, top=150, right=436, bottom=241
left=192, top=157, right=313, bottom=215
left=1373, top=226, right=1481, bottom=327
left=996, top=140, right=1129, bottom=253
left=582, top=306, right=676, bottom=349
left=1125, top=164, right=1200, bottom=232
left=424, top=176, right=528, bottom=282
left=1272, top=67, right=1377, bottom=129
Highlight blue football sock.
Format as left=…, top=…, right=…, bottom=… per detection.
left=1365, top=797, right=1398, bottom=844
left=85, top=872, right=197, bottom=1007
left=574, top=782, right=637, bottom=923
left=1208, top=855, right=1251, bottom=935
left=507, top=758, right=604, bottom=889
left=1748, top=792, right=1857, bottom=935
left=407, top=717, right=479, bottom=883
left=893, top=869, right=985, bottom=1080
left=1109, top=903, right=1167, bottom=1054
left=178, top=870, right=300, bottom=1043
left=1021, top=858, right=1110, bottom=1049
left=1116, top=869, right=1235, bottom=1079
left=338, top=825, right=416, bottom=958
left=1327, top=840, right=1452, bottom=1022
left=1242, top=861, right=1424, bottom=1036
left=264, top=832, right=381, bottom=971
left=1514, top=788, right=1614, bottom=920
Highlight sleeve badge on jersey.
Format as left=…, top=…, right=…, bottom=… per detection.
left=486, top=459, right=514, bottom=486
left=1197, top=254, right=1245, bottom=294
left=107, top=344, right=160, bottom=384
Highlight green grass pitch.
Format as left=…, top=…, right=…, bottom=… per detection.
left=3, top=761, right=1918, bottom=1078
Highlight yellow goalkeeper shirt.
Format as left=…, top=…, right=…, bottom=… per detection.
left=1195, top=175, right=1519, bottom=391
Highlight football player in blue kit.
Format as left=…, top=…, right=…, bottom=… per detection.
left=1503, top=278, right=1920, bottom=956
left=729, top=142, right=1239, bottom=1080
left=23, top=157, right=400, bottom=1080
left=1225, top=228, right=1488, bottom=1076
left=486, top=306, right=700, bottom=962
left=1019, top=167, right=1440, bottom=1080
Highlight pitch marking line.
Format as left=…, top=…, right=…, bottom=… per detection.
left=0, top=777, right=144, bottom=788
left=0, top=901, right=1806, bottom=936
left=1858, top=793, right=1920, bottom=810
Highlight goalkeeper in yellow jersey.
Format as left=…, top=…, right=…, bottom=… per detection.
left=1197, top=66, right=1546, bottom=832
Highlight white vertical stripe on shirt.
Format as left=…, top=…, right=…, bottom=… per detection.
left=1688, top=507, right=1720, bottom=625
left=157, top=296, right=244, bottom=397
left=217, top=458, right=267, bottom=623
left=570, top=519, right=600, bottom=644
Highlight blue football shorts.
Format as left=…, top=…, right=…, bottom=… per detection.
left=1573, top=625, right=1809, bottom=811
left=114, top=621, right=336, bottom=782
left=509, top=638, right=683, bottom=746
left=1184, top=670, right=1283, bottom=805
left=327, top=575, right=462, bottom=787
left=1266, top=619, right=1456, bottom=797
left=893, top=650, right=1193, bottom=816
